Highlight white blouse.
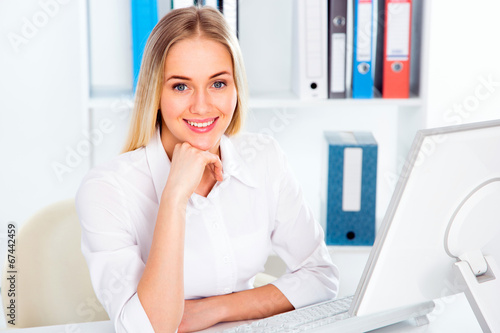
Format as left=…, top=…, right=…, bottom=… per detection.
left=75, top=128, right=339, bottom=332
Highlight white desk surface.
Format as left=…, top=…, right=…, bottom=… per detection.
left=1, top=293, right=481, bottom=333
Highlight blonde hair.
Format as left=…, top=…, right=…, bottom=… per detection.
left=122, top=6, right=248, bottom=153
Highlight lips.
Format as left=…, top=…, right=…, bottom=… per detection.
left=183, top=117, right=219, bottom=133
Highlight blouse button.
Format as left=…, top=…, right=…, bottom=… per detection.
left=224, top=288, right=230, bottom=293
left=223, top=256, right=230, bottom=264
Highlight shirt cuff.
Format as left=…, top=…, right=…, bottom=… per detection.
left=117, top=293, right=155, bottom=333
left=270, top=245, right=339, bottom=309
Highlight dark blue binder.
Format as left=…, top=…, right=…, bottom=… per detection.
left=131, top=0, right=158, bottom=90
left=324, top=132, right=377, bottom=245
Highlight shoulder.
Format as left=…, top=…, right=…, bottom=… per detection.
left=227, top=132, right=288, bottom=182
left=229, top=132, right=285, bottom=165
left=76, top=147, right=149, bottom=200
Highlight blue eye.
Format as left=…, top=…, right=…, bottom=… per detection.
left=174, top=84, right=187, bottom=92
left=213, top=81, right=226, bottom=89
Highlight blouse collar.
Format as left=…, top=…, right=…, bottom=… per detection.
left=146, top=128, right=257, bottom=203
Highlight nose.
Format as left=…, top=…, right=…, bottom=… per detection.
left=190, top=89, right=211, bottom=115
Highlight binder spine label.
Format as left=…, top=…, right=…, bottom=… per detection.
left=306, top=0, right=323, bottom=78
left=387, top=3, right=411, bottom=60
left=342, top=147, right=363, bottom=211
left=172, top=0, right=194, bottom=8
left=331, top=33, right=346, bottom=93
left=356, top=1, right=373, bottom=62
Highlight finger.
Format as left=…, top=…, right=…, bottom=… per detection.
left=208, top=163, right=223, bottom=182
left=213, top=161, right=223, bottom=182
left=202, top=152, right=223, bottom=182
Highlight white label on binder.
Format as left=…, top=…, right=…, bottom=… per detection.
left=172, top=0, right=193, bottom=9
left=356, top=2, right=372, bottom=62
left=306, top=0, right=322, bottom=77
left=387, top=3, right=410, bottom=60
left=343, top=148, right=363, bottom=212
left=331, top=33, right=346, bottom=93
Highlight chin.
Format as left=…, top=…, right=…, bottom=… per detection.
left=187, top=137, right=218, bottom=152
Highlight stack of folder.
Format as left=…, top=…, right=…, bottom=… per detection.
left=292, top=0, right=418, bottom=100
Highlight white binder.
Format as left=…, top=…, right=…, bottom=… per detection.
left=292, top=0, right=328, bottom=100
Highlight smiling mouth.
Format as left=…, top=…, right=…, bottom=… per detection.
left=184, top=117, right=218, bottom=128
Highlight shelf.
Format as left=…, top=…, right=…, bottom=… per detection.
left=88, top=89, right=135, bottom=109
left=249, top=91, right=423, bottom=109
left=88, top=89, right=422, bottom=110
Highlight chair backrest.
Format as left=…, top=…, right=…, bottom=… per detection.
left=1, top=199, right=109, bottom=328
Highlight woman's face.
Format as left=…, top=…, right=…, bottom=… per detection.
left=159, top=37, right=237, bottom=157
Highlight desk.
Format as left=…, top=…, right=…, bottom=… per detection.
left=0, top=294, right=481, bottom=333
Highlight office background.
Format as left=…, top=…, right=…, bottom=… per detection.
left=1, top=0, right=500, bottom=328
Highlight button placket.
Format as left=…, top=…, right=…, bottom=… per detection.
left=204, top=203, right=237, bottom=295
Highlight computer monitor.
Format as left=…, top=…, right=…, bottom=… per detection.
left=351, top=120, right=500, bottom=330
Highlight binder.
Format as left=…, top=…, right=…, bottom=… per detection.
left=202, top=0, right=219, bottom=9
left=323, top=131, right=377, bottom=246
left=131, top=0, right=158, bottom=89
left=352, top=0, right=374, bottom=99
left=328, top=0, right=348, bottom=98
left=171, top=0, right=195, bottom=9
left=220, top=0, right=238, bottom=38
left=292, top=0, right=328, bottom=100
left=382, top=0, right=412, bottom=98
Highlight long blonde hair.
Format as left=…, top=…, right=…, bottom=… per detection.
left=122, top=6, right=248, bottom=153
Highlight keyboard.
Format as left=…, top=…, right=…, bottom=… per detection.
left=222, top=295, right=354, bottom=332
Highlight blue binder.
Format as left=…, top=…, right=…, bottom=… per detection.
left=324, top=132, right=377, bottom=246
left=352, top=0, right=374, bottom=98
left=131, top=0, right=158, bottom=89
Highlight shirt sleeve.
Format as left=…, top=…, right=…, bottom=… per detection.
left=269, top=140, right=340, bottom=309
left=75, top=174, right=155, bottom=333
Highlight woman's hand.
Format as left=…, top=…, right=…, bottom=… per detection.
left=178, top=298, right=224, bottom=333
left=163, top=142, right=223, bottom=203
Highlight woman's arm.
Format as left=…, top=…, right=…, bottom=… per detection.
left=178, top=284, right=294, bottom=332
left=136, top=192, right=188, bottom=332
left=136, top=142, right=223, bottom=332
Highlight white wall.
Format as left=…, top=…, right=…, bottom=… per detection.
left=0, top=0, right=88, bottom=226
left=0, top=0, right=88, bottom=325
left=425, top=0, right=500, bottom=128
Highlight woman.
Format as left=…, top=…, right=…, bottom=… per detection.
left=76, top=6, right=339, bottom=333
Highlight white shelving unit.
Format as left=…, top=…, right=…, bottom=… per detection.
left=84, top=0, right=429, bottom=297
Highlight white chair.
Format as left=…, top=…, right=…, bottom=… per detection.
left=0, top=199, right=277, bottom=329
left=1, top=199, right=109, bottom=328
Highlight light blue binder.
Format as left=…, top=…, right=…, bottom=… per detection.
left=201, top=0, right=220, bottom=7
left=324, top=132, right=377, bottom=246
left=352, top=0, right=374, bottom=98
left=131, top=0, right=158, bottom=90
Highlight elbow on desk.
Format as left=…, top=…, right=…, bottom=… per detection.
left=132, top=289, right=184, bottom=333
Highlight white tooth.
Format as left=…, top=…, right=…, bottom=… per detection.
left=188, top=119, right=214, bottom=127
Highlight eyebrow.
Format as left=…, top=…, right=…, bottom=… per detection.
left=165, top=71, right=231, bottom=82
